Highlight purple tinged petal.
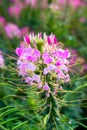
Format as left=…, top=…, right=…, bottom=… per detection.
left=27, top=62, right=36, bottom=71
left=54, top=36, right=58, bottom=44
left=57, top=49, right=64, bottom=57
left=43, top=84, right=50, bottom=91
left=27, top=56, right=37, bottom=62
left=38, top=32, right=42, bottom=38
left=55, top=60, right=62, bottom=66
left=27, top=49, right=40, bottom=62
left=15, top=47, right=23, bottom=56
left=43, top=64, right=56, bottom=75
left=38, top=82, right=42, bottom=88
left=47, top=64, right=56, bottom=71
left=64, top=50, right=71, bottom=58
left=46, top=92, right=50, bottom=97
left=43, top=68, right=48, bottom=75
left=5, top=23, right=21, bottom=39
left=24, top=34, right=30, bottom=44
left=27, top=56, right=33, bottom=61
left=44, top=58, right=52, bottom=64
left=25, top=77, right=32, bottom=84
left=65, top=74, right=70, bottom=82
left=34, top=49, right=41, bottom=58
left=32, top=74, right=40, bottom=83
left=42, top=52, right=52, bottom=64
left=42, top=52, right=49, bottom=58
left=47, top=36, right=51, bottom=44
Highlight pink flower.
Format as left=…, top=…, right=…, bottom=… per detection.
left=63, top=49, right=71, bottom=58
left=38, top=32, right=42, bottom=39
left=57, top=49, right=70, bottom=59
left=24, top=34, right=30, bottom=44
left=18, top=62, right=36, bottom=76
left=15, top=47, right=23, bottom=56
left=70, top=0, right=84, bottom=8
left=25, top=77, right=32, bottom=84
left=47, top=34, right=58, bottom=45
left=42, top=52, right=52, bottom=64
left=8, top=1, right=23, bottom=18
left=44, top=64, right=56, bottom=75
left=0, top=16, right=6, bottom=27
left=4, top=23, right=21, bottom=39
left=43, top=57, right=52, bottom=64
left=79, top=17, right=86, bottom=23
left=43, top=67, right=49, bottom=75
left=26, top=62, right=37, bottom=71
left=16, top=33, right=72, bottom=96
left=32, top=75, right=40, bottom=83
left=43, top=84, right=50, bottom=91
left=8, top=6, right=21, bottom=18
left=25, top=74, right=40, bottom=84
left=27, top=49, right=41, bottom=62
left=47, top=36, right=51, bottom=44
left=34, top=49, right=41, bottom=58
left=55, top=60, right=62, bottom=66
left=56, top=49, right=64, bottom=58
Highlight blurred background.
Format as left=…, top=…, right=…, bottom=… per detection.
left=0, top=0, right=87, bottom=130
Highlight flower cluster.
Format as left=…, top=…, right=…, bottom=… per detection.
left=0, top=51, right=5, bottom=68
left=8, top=0, right=48, bottom=19
left=0, top=16, right=6, bottom=27
left=0, top=17, right=29, bottom=39
left=16, top=33, right=71, bottom=96
left=5, top=23, right=21, bottom=39
left=49, top=0, right=85, bottom=11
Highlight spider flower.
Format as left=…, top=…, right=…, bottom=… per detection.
left=5, top=23, right=21, bottom=39
left=16, top=33, right=71, bottom=97
left=8, top=5, right=23, bottom=18
left=0, top=16, right=6, bottom=27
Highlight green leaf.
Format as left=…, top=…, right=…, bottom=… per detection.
left=77, top=122, right=87, bottom=128
left=12, top=121, right=28, bottom=130
left=44, top=114, right=49, bottom=125
left=0, top=125, right=9, bottom=130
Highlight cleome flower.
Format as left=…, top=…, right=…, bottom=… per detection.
left=16, top=33, right=71, bottom=97
left=5, top=23, right=21, bottom=39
